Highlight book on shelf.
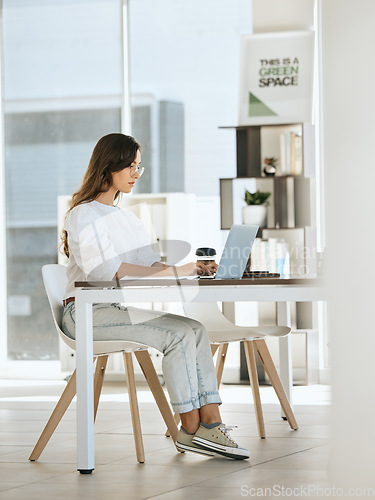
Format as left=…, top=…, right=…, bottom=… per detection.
left=286, top=177, right=295, bottom=228
left=279, top=131, right=303, bottom=176
left=250, top=237, right=290, bottom=275
left=273, top=176, right=295, bottom=228
left=285, top=133, right=291, bottom=175
left=294, top=134, right=303, bottom=175
left=279, top=133, right=286, bottom=175
left=250, top=238, right=261, bottom=270
left=290, top=133, right=296, bottom=175
left=262, top=228, right=305, bottom=275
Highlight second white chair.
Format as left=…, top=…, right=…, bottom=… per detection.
left=182, top=301, right=298, bottom=438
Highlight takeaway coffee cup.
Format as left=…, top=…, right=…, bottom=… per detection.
left=195, top=247, right=217, bottom=275
left=195, top=247, right=216, bottom=265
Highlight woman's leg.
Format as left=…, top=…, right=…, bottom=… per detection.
left=180, top=409, right=200, bottom=434
left=62, top=303, right=222, bottom=415
left=164, top=314, right=222, bottom=431
left=62, top=302, right=250, bottom=460
left=181, top=404, right=222, bottom=434
left=168, top=314, right=220, bottom=410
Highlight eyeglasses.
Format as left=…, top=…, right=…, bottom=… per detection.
left=129, top=164, right=144, bottom=177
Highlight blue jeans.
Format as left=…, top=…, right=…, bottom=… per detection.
left=62, top=303, right=222, bottom=414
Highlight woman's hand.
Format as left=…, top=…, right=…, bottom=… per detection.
left=176, top=261, right=217, bottom=277
left=197, top=261, right=218, bottom=276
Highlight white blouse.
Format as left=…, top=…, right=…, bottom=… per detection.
left=63, top=200, right=161, bottom=299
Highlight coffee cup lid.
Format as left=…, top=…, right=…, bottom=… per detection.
left=195, top=247, right=216, bottom=257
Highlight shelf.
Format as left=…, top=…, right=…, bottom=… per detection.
left=220, top=177, right=311, bottom=230
left=219, top=122, right=305, bottom=130
left=234, top=175, right=306, bottom=179
left=258, top=226, right=306, bottom=231
left=221, top=123, right=315, bottom=178
left=228, top=117, right=318, bottom=383
left=219, top=120, right=316, bottom=278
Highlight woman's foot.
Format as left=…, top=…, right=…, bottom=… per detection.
left=192, top=423, right=250, bottom=460
left=176, top=427, right=215, bottom=456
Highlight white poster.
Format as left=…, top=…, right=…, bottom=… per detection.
left=239, top=31, right=315, bottom=125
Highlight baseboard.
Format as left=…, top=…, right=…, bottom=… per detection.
left=221, top=367, right=242, bottom=384
left=319, top=368, right=330, bottom=385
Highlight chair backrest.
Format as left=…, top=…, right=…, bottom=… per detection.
left=41, top=263, right=151, bottom=355
left=42, top=264, right=72, bottom=344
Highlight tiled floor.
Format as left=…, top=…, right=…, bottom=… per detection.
left=0, top=380, right=331, bottom=499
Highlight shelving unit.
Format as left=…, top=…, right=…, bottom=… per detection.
left=220, top=122, right=319, bottom=384
left=220, top=122, right=316, bottom=276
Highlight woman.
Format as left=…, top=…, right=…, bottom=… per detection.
left=61, top=133, right=250, bottom=460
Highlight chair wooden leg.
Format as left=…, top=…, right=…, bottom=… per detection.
left=135, top=350, right=179, bottom=443
left=215, top=343, right=228, bottom=387
left=243, top=341, right=266, bottom=439
left=254, top=339, right=298, bottom=430
left=123, top=352, right=145, bottom=463
left=211, top=344, right=219, bottom=356
left=93, top=355, right=109, bottom=421
left=165, top=413, right=181, bottom=438
left=29, top=370, right=77, bottom=461
left=29, top=356, right=106, bottom=461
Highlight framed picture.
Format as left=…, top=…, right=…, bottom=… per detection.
left=239, top=31, right=315, bottom=126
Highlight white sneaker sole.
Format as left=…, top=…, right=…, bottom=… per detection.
left=192, top=436, right=250, bottom=460
left=176, top=441, right=215, bottom=457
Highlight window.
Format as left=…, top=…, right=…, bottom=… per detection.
left=3, top=0, right=122, bottom=361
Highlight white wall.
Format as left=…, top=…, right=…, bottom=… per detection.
left=322, top=0, right=375, bottom=488
left=253, top=0, right=314, bottom=33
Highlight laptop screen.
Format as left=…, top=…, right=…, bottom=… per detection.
left=215, top=225, right=259, bottom=279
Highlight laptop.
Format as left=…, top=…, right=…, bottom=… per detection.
left=201, top=224, right=258, bottom=280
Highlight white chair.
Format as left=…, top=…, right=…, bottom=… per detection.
left=29, top=264, right=178, bottom=464
left=182, top=302, right=298, bottom=438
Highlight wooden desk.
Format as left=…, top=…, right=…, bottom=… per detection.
left=74, top=276, right=324, bottom=473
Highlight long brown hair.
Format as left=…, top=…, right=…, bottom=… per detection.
left=61, top=133, right=141, bottom=258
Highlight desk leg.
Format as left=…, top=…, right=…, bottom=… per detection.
left=76, top=295, right=95, bottom=473
left=277, top=302, right=293, bottom=414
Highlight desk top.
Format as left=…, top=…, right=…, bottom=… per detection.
left=75, top=276, right=322, bottom=288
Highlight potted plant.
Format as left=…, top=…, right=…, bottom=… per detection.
left=242, top=189, right=271, bottom=227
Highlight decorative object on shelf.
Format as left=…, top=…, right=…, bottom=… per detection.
left=242, top=189, right=271, bottom=227
left=263, top=157, right=278, bottom=176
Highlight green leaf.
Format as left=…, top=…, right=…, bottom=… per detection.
left=244, top=189, right=271, bottom=206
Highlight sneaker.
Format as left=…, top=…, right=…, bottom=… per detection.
left=192, top=423, right=250, bottom=460
left=176, top=427, right=215, bottom=457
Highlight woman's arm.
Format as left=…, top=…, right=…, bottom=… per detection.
left=151, top=261, right=170, bottom=269
left=151, top=261, right=218, bottom=274
left=114, top=261, right=200, bottom=280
